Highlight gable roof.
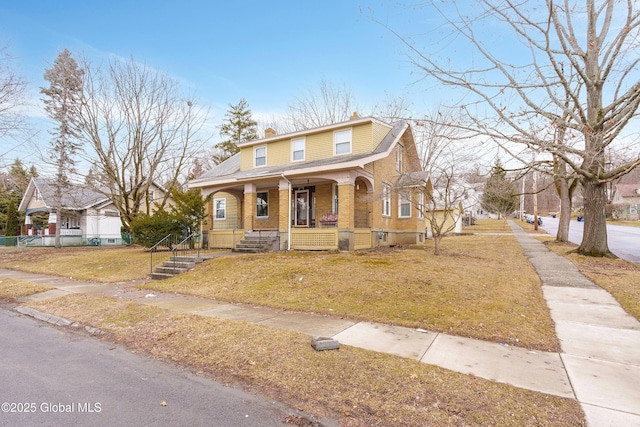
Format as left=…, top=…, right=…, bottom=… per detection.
left=614, top=183, right=640, bottom=198
left=190, top=120, right=411, bottom=188
left=18, top=178, right=110, bottom=212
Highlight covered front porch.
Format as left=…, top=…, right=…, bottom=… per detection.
left=203, top=171, right=379, bottom=251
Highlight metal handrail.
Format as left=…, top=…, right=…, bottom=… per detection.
left=150, top=234, right=174, bottom=274
left=170, top=233, right=200, bottom=270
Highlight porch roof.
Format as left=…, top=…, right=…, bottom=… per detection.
left=190, top=120, right=409, bottom=188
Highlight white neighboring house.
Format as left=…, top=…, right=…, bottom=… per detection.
left=611, top=183, right=640, bottom=220
left=18, top=178, right=125, bottom=246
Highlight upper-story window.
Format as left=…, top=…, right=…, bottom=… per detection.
left=396, top=144, right=404, bottom=173
left=254, top=146, right=267, bottom=167
left=334, top=129, right=352, bottom=155
left=291, top=138, right=305, bottom=162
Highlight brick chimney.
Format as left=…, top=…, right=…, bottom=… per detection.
left=264, top=127, right=277, bottom=138
left=350, top=112, right=360, bottom=120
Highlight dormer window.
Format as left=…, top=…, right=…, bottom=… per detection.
left=292, top=138, right=305, bottom=161
left=254, top=146, right=266, bottom=167
left=334, top=129, right=352, bottom=155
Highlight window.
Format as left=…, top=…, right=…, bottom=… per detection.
left=291, top=138, right=305, bottom=161
left=35, top=188, right=42, bottom=200
left=396, top=145, right=404, bottom=172
left=418, top=191, right=424, bottom=219
left=104, top=210, right=120, bottom=217
left=399, top=191, right=412, bottom=218
left=256, top=191, right=269, bottom=218
left=334, top=129, right=351, bottom=155
left=382, top=184, right=391, bottom=217
left=332, top=184, right=339, bottom=214
left=148, top=190, right=155, bottom=201
left=214, top=198, right=226, bottom=220
left=254, top=146, right=266, bottom=167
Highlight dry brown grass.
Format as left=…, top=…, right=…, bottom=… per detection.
left=142, top=234, right=559, bottom=352
left=0, top=246, right=151, bottom=282
left=463, top=218, right=513, bottom=233
left=544, top=240, right=640, bottom=320
left=26, top=294, right=584, bottom=427
left=0, top=278, right=50, bottom=300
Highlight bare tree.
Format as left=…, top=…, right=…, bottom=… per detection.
left=285, top=80, right=359, bottom=130
left=41, top=49, right=84, bottom=248
left=392, top=0, right=640, bottom=257
left=76, top=57, right=209, bottom=230
left=0, top=45, right=28, bottom=162
left=410, top=111, right=482, bottom=254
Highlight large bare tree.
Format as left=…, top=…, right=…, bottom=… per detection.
left=0, top=45, right=28, bottom=163
left=395, top=0, right=640, bottom=257
left=77, top=57, right=209, bottom=230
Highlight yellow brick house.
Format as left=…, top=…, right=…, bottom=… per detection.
left=189, top=116, right=430, bottom=251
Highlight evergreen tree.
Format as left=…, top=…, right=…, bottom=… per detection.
left=40, top=49, right=84, bottom=248
left=481, top=159, right=516, bottom=218
left=213, top=98, right=257, bottom=164
left=4, top=198, right=19, bottom=237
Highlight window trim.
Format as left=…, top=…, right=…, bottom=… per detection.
left=291, top=137, right=305, bottom=162
left=254, top=145, right=267, bottom=167
left=382, top=183, right=391, bottom=217
left=256, top=191, right=269, bottom=218
left=399, top=191, right=412, bottom=218
left=334, top=128, right=352, bottom=155
left=214, top=198, right=226, bottom=220
left=418, top=191, right=424, bottom=219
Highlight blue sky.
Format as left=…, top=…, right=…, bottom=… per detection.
left=1, top=1, right=445, bottom=165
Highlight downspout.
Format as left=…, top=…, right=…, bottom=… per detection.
left=281, top=173, right=291, bottom=251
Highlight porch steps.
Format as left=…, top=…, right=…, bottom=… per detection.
left=233, top=232, right=279, bottom=253
left=150, top=256, right=203, bottom=280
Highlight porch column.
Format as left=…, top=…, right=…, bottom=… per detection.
left=243, top=183, right=256, bottom=231
left=337, top=180, right=355, bottom=251
left=278, top=178, right=291, bottom=250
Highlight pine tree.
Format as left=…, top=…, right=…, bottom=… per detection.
left=481, top=159, right=516, bottom=218
left=213, top=98, right=257, bottom=164
left=41, top=49, right=84, bottom=248
left=5, top=199, right=19, bottom=237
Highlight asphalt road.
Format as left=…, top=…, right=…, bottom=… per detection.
left=539, top=216, right=640, bottom=263
left=0, top=307, right=304, bottom=427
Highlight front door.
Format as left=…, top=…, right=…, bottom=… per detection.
left=294, top=190, right=309, bottom=226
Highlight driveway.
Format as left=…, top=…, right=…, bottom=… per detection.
left=540, top=217, right=640, bottom=263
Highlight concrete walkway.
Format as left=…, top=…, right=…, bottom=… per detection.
left=2, top=224, right=639, bottom=426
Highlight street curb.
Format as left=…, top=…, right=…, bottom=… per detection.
left=15, top=306, right=73, bottom=326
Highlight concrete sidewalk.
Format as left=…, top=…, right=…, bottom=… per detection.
left=2, top=224, right=640, bottom=426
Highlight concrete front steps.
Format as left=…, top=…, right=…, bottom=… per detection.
left=151, top=255, right=204, bottom=280
left=233, top=231, right=279, bottom=253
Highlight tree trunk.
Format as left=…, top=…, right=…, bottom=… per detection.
left=577, top=178, right=614, bottom=257
left=556, top=184, right=572, bottom=242
left=433, top=234, right=442, bottom=255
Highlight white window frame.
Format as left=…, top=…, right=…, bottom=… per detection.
left=396, top=144, right=404, bottom=173
left=418, top=191, right=424, bottom=219
left=382, top=183, right=391, bottom=217
left=334, top=129, right=352, bottom=155
left=214, top=198, right=226, bottom=220
left=256, top=191, right=269, bottom=218
left=332, top=183, right=339, bottom=214
left=399, top=191, right=412, bottom=218
left=254, top=145, right=267, bottom=167
left=291, top=137, right=305, bottom=162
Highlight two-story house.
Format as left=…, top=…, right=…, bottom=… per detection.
left=189, top=116, right=430, bottom=251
